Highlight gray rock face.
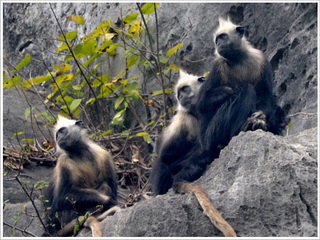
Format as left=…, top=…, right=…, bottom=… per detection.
left=3, top=128, right=317, bottom=237
left=3, top=200, right=44, bottom=237
left=2, top=3, right=317, bottom=144
left=2, top=2, right=318, bottom=238
left=80, top=128, right=316, bottom=237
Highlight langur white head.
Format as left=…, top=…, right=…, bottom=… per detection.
left=213, top=17, right=248, bottom=60
left=175, top=70, right=205, bottom=112
left=54, top=115, right=86, bottom=154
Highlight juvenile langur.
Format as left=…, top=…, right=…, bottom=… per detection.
left=150, top=70, right=207, bottom=195
left=150, top=71, right=237, bottom=237
left=43, top=116, right=119, bottom=237
left=196, top=17, right=288, bottom=159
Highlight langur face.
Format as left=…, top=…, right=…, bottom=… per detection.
left=214, top=26, right=245, bottom=61
left=177, top=77, right=206, bottom=109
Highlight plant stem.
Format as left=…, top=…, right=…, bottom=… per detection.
left=49, top=3, right=99, bottom=103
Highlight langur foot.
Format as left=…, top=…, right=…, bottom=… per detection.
left=242, top=111, right=267, bottom=131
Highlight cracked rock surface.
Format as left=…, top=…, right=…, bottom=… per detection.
left=3, top=2, right=317, bottom=144
left=79, top=128, right=317, bottom=237
left=2, top=2, right=318, bottom=238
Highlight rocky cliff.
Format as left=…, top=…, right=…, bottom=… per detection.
left=2, top=2, right=318, bottom=238
left=3, top=2, right=317, bottom=144
left=3, top=128, right=317, bottom=237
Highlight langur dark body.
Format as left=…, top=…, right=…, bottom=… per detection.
left=43, top=116, right=117, bottom=236
left=150, top=70, right=210, bottom=195
left=197, top=18, right=288, bottom=159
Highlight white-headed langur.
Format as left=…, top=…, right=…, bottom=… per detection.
left=150, top=70, right=207, bottom=195
left=150, top=70, right=237, bottom=237
left=43, top=116, right=119, bottom=237
left=196, top=17, right=289, bottom=161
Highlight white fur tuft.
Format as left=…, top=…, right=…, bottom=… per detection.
left=175, top=70, right=202, bottom=112
left=55, top=115, right=77, bottom=132
left=215, top=17, right=239, bottom=38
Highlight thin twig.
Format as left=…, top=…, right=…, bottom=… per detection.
left=42, top=60, right=73, bottom=117
left=3, top=222, right=36, bottom=237
left=15, top=176, right=48, bottom=232
left=49, top=3, right=99, bottom=103
left=153, top=3, right=168, bottom=126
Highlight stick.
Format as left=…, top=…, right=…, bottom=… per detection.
left=174, top=182, right=237, bottom=237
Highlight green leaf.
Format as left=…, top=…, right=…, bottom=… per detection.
left=73, top=39, right=97, bottom=59
left=21, top=75, right=52, bottom=88
left=123, top=13, right=139, bottom=26
left=34, top=180, right=49, bottom=189
left=72, top=85, right=83, bottom=91
left=67, top=15, right=85, bottom=25
left=111, top=109, right=125, bottom=126
left=141, top=3, right=160, bottom=14
left=36, top=112, right=54, bottom=122
left=107, top=43, right=121, bottom=56
left=99, top=74, right=110, bottom=83
left=82, top=53, right=102, bottom=67
left=136, top=132, right=151, bottom=143
left=151, top=88, right=173, bottom=96
left=58, top=30, right=78, bottom=42
left=3, top=76, right=21, bottom=90
left=148, top=120, right=155, bottom=126
left=128, top=20, right=142, bottom=37
left=91, top=78, right=102, bottom=88
left=53, top=63, right=73, bottom=73
left=99, top=85, right=113, bottom=98
left=13, top=132, right=25, bottom=136
left=100, top=129, right=113, bottom=137
left=127, top=54, right=139, bottom=69
left=13, top=215, right=20, bottom=224
left=125, top=82, right=139, bottom=96
left=166, top=43, right=184, bottom=57
left=24, top=107, right=34, bottom=118
left=86, top=97, right=96, bottom=105
left=97, top=39, right=112, bottom=53
left=57, top=42, right=71, bottom=52
left=114, top=95, right=125, bottom=110
left=21, top=138, right=35, bottom=143
left=166, top=64, right=180, bottom=71
left=159, top=56, right=168, bottom=64
left=82, top=20, right=112, bottom=41
left=13, top=54, right=32, bottom=73
left=69, top=99, right=82, bottom=113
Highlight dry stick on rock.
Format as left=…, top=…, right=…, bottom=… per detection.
left=55, top=205, right=121, bottom=237
left=175, top=182, right=237, bottom=237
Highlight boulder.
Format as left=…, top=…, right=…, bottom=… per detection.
left=80, top=128, right=316, bottom=237
left=3, top=128, right=317, bottom=237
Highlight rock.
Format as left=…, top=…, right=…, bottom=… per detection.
left=3, top=128, right=317, bottom=237
left=3, top=200, right=45, bottom=237
left=2, top=2, right=318, bottom=237
left=78, top=128, right=317, bottom=237
left=3, top=162, right=53, bottom=204
left=2, top=3, right=317, bottom=145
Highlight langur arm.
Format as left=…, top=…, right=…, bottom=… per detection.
left=197, top=86, right=234, bottom=114
left=55, top=167, right=112, bottom=209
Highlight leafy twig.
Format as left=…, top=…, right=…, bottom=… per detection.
left=49, top=3, right=99, bottom=103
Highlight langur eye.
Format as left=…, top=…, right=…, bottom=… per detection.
left=75, top=120, right=85, bottom=128
left=56, top=127, right=67, bottom=140
left=180, top=86, right=190, bottom=93
left=178, top=86, right=191, bottom=100
left=215, top=33, right=228, bottom=44
left=236, top=26, right=244, bottom=37
left=197, top=77, right=206, bottom=83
